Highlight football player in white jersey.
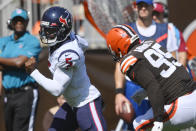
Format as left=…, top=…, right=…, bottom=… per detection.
left=106, top=24, right=196, bottom=131
left=25, top=6, right=107, bottom=131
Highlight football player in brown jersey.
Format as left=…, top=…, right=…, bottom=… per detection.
left=106, top=24, right=196, bottom=131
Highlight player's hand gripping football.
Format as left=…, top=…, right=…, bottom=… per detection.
left=25, top=57, right=37, bottom=74
left=115, top=93, right=131, bottom=115
left=151, top=121, right=163, bottom=131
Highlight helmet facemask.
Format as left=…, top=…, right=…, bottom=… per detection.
left=108, top=44, right=122, bottom=62
left=40, top=26, right=58, bottom=46
left=40, top=24, right=71, bottom=46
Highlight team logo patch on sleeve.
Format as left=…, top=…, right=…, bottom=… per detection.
left=120, top=55, right=138, bottom=73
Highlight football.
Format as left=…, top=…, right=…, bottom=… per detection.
left=118, top=102, right=135, bottom=123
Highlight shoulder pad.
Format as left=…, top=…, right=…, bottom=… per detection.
left=57, top=50, right=80, bottom=69
left=120, top=55, right=138, bottom=74
left=76, top=35, right=88, bottom=52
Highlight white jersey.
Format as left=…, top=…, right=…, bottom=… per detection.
left=31, top=35, right=100, bottom=107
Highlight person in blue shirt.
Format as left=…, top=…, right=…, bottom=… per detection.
left=0, top=8, right=41, bottom=131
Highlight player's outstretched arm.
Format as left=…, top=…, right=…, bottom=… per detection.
left=25, top=57, right=73, bottom=96
left=115, top=62, right=131, bottom=115
left=30, top=68, right=72, bottom=96
left=114, top=62, right=125, bottom=91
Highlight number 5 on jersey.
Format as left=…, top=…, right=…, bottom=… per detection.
left=65, top=58, right=73, bottom=69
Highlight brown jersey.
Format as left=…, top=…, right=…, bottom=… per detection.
left=120, top=40, right=196, bottom=121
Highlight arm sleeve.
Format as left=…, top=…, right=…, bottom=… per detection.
left=127, top=62, right=165, bottom=121
left=76, top=35, right=88, bottom=52
left=30, top=67, right=73, bottom=96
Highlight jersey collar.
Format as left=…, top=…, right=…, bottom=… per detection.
left=10, top=31, right=29, bottom=42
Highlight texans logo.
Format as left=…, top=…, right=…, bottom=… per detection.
left=59, top=16, right=67, bottom=25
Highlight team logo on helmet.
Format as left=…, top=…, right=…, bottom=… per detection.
left=59, top=16, right=67, bottom=25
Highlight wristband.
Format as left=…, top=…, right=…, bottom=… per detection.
left=115, top=88, right=124, bottom=94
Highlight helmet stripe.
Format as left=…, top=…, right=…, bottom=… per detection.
left=113, top=24, right=139, bottom=44
left=123, top=24, right=137, bottom=35
left=114, top=25, right=135, bottom=37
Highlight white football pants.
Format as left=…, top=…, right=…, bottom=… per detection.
left=133, top=89, right=196, bottom=131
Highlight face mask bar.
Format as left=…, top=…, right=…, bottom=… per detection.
left=108, top=44, right=121, bottom=62
left=40, top=26, right=58, bottom=45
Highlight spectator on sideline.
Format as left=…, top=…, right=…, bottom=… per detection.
left=0, top=8, right=41, bottom=131
left=153, top=2, right=188, bottom=67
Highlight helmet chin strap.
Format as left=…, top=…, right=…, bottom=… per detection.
left=42, top=32, right=71, bottom=47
